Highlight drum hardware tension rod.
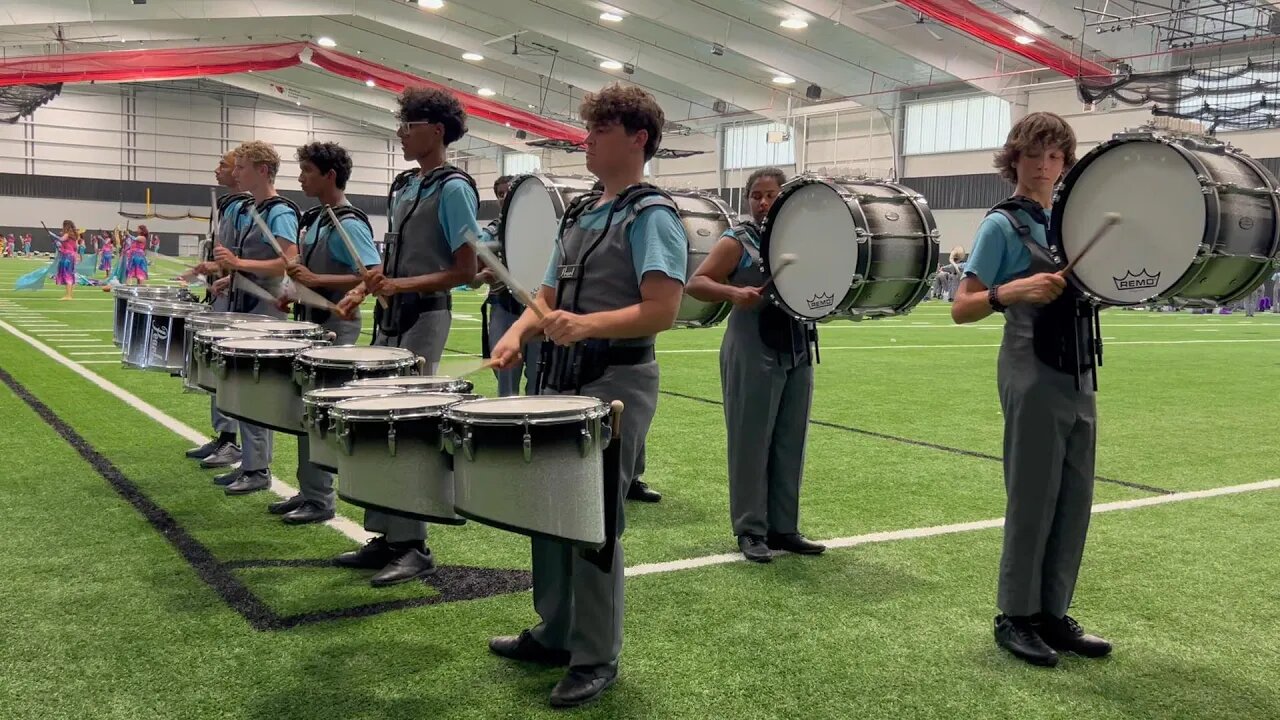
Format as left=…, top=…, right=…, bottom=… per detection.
left=324, top=205, right=389, bottom=310
left=1060, top=213, right=1122, bottom=278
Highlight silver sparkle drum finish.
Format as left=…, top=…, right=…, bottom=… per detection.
left=343, top=375, right=474, bottom=394
left=193, top=328, right=272, bottom=393
left=121, top=299, right=208, bottom=372
left=293, top=346, right=417, bottom=395
left=213, top=338, right=315, bottom=434
left=498, top=173, right=598, bottom=297
left=1053, top=132, right=1280, bottom=307
left=302, top=386, right=408, bottom=473
left=445, top=396, right=611, bottom=548
left=671, top=190, right=736, bottom=328
left=112, top=286, right=189, bottom=347
left=762, top=176, right=940, bottom=321
left=331, top=393, right=466, bottom=523
left=182, top=312, right=274, bottom=392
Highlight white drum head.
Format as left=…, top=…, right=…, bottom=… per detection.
left=348, top=375, right=458, bottom=389
left=305, top=386, right=406, bottom=403
left=301, top=346, right=413, bottom=362
left=1060, top=141, right=1206, bottom=303
left=237, top=320, right=320, bottom=334
left=216, top=338, right=310, bottom=354
left=198, top=328, right=268, bottom=342
left=450, top=396, right=606, bottom=422
left=504, top=176, right=563, bottom=294
left=768, top=182, right=860, bottom=319
left=333, top=393, right=461, bottom=420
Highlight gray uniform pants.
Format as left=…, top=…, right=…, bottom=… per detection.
left=235, top=294, right=285, bottom=474
left=295, top=322, right=362, bottom=510
left=207, top=291, right=237, bottom=435
left=996, top=350, right=1097, bottom=618
left=360, top=309, right=451, bottom=543
left=486, top=300, right=541, bottom=397
left=529, top=361, right=659, bottom=669
left=720, top=315, right=813, bottom=538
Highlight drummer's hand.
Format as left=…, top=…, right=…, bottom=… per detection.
left=336, top=290, right=364, bottom=320
left=1015, top=273, right=1066, bottom=305
left=275, top=295, right=293, bottom=313
left=286, top=264, right=320, bottom=286
left=212, top=275, right=232, bottom=296
left=363, top=268, right=387, bottom=295
left=372, top=277, right=405, bottom=298
left=194, top=261, right=219, bottom=275
left=213, top=246, right=239, bottom=270
left=731, top=286, right=763, bottom=308
left=541, top=310, right=595, bottom=346
left=477, top=268, right=501, bottom=286
left=490, top=331, right=525, bottom=370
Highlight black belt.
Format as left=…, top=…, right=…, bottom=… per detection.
left=415, top=293, right=452, bottom=313
left=604, top=345, right=654, bottom=365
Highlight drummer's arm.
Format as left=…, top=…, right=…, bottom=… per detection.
left=686, top=234, right=746, bottom=302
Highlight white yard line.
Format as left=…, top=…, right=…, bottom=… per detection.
left=656, top=338, right=1280, bottom=354
left=69, top=351, right=125, bottom=356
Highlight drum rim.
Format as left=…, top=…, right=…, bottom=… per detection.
left=331, top=392, right=464, bottom=421
left=187, top=312, right=274, bottom=329
left=213, top=337, right=313, bottom=357
left=344, top=376, right=469, bottom=389
left=302, top=387, right=408, bottom=407
left=195, top=329, right=271, bottom=343
left=296, top=346, right=417, bottom=370
left=497, top=173, right=598, bottom=254
left=444, top=396, right=609, bottom=425
left=760, top=176, right=862, bottom=321
left=236, top=320, right=323, bottom=332
left=126, top=298, right=208, bottom=315
left=113, top=286, right=182, bottom=298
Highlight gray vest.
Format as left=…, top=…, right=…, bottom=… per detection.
left=385, top=166, right=475, bottom=289
left=554, top=188, right=680, bottom=347
left=233, top=196, right=299, bottom=306
left=298, top=205, right=368, bottom=340
left=214, top=193, right=251, bottom=255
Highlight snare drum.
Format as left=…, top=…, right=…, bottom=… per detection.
left=499, top=174, right=598, bottom=296
left=112, top=286, right=187, bottom=347
left=344, top=375, right=474, bottom=394
left=762, top=176, right=940, bottom=320
left=303, top=386, right=408, bottom=473
left=182, top=312, right=274, bottom=392
left=213, top=338, right=315, bottom=433
left=331, top=393, right=466, bottom=523
left=1053, top=133, right=1280, bottom=307
left=235, top=319, right=327, bottom=341
left=121, top=299, right=208, bottom=372
left=445, top=396, right=611, bottom=548
left=193, top=328, right=272, bottom=392
left=671, top=190, right=735, bottom=328
left=294, top=346, right=418, bottom=394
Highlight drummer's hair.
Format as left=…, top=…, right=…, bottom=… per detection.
left=397, top=88, right=468, bottom=146
left=580, top=84, right=664, bottom=161
left=745, top=167, right=786, bottom=194
left=494, top=175, right=513, bottom=193
left=296, top=142, right=353, bottom=189
left=994, top=112, right=1077, bottom=184
left=234, top=140, right=282, bottom=181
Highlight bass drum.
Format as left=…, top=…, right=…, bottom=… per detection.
left=1053, top=132, right=1280, bottom=307
left=670, top=190, right=734, bottom=328
left=498, top=174, right=598, bottom=299
left=763, top=176, right=940, bottom=321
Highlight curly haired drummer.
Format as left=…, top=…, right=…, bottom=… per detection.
left=488, top=84, right=688, bottom=708
left=685, top=167, right=826, bottom=564
left=952, top=111, right=1112, bottom=667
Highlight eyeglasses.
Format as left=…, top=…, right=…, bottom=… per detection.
left=397, top=120, right=441, bottom=133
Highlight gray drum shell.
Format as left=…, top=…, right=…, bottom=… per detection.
left=302, top=387, right=408, bottom=473
left=213, top=342, right=312, bottom=434
left=193, top=329, right=271, bottom=392
left=182, top=312, right=275, bottom=391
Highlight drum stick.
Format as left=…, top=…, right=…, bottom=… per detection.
left=247, top=205, right=296, bottom=266
left=288, top=279, right=342, bottom=313
left=324, top=205, right=389, bottom=310
left=457, top=358, right=500, bottom=378
left=769, top=253, right=798, bottom=284
left=462, top=229, right=547, bottom=320
left=608, top=400, right=624, bottom=446
left=233, top=273, right=280, bottom=303
left=1059, top=213, right=1122, bottom=277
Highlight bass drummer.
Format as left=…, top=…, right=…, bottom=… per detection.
left=265, top=141, right=382, bottom=526
left=475, top=175, right=541, bottom=397
left=333, top=88, right=479, bottom=587
left=951, top=111, right=1111, bottom=667
left=685, top=167, right=826, bottom=563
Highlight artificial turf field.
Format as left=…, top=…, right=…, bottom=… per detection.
left=2, top=255, right=1279, bottom=719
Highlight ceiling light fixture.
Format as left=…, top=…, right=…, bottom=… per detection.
left=462, top=52, right=484, bottom=61
left=478, top=87, right=496, bottom=96
left=1014, top=34, right=1035, bottom=45
left=600, top=12, right=623, bottom=22
left=780, top=18, right=808, bottom=29
left=772, top=75, right=796, bottom=85
left=316, top=36, right=337, bottom=48
left=599, top=59, right=624, bottom=70
left=418, top=0, right=444, bottom=9
left=365, top=79, right=376, bottom=87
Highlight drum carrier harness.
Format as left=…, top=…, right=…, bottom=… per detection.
left=987, top=195, right=1103, bottom=390
left=230, top=194, right=300, bottom=313
left=293, top=204, right=373, bottom=326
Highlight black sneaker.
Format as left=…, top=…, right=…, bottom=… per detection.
left=199, top=442, right=242, bottom=469
left=766, top=533, right=827, bottom=555
left=185, top=438, right=221, bottom=459
left=1032, top=614, right=1112, bottom=658
left=335, top=536, right=396, bottom=569
left=994, top=614, right=1059, bottom=667
left=488, top=630, right=570, bottom=667
left=626, top=479, right=661, bottom=503
left=213, top=469, right=241, bottom=487
left=549, top=665, right=618, bottom=709
left=737, top=535, right=772, bottom=563
left=224, top=469, right=271, bottom=495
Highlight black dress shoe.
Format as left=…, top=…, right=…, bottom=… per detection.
left=282, top=501, right=335, bottom=525
left=766, top=532, right=827, bottom=555
left=488, top=630, right=570, bottom=667
left=737, top=535, right=772, bottom=563
left=1033, top=614, right=1113, bottom=658
left=549, top=666, right=618, bottom=709
left=224, top=469, right=271, bottom=495
left=268, top=494, right=305, bottom=515
left=213, top=469, right=242, bottom=487
left=994, top=614, right=1059, bottom=667
left=199, top=442, right=242, bottom=469
left=626, top=479, right=661, bottom=503
left=335, top=536, right=395, bottom=569
left=185, top=438, right=221, bottom=459
left=370, top=548, right=436, bottom=587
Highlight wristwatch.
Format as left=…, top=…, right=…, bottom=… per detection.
left=988, top=284, right=1007, bottom=312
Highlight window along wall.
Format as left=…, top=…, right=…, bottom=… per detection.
left=722, top=121, right=796, bottom=171
left=903, top=94, right=1012, bottom=155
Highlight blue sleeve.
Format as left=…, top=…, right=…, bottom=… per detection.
left=266, top=204, right=298, bottom=248
left=628, top=206, right=688, bottom=284
left=542, top=245, right=562, bottom=289
left=720, top=229, right=751, bottom=270
left=437, top=178, right=480, bottom=253
left=964, top=215, right=1013, bottom=289
left=328, top=218, right=381, bottom=272
left=477, top=226, right=493, bottom=244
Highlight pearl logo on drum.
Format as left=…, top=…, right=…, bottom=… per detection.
left=806, top=292, right=836, bottom=310
left=1113, top=269, right=1160, bottom=292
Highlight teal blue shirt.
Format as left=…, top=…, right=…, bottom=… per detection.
left=301, top=215, right=380, bottom=272
left=541, top=200, right=688, bottom=287
left=964, top=207, right=1051, bottom=288
left=719, top=228, right=758, bottom=271
left=393, top=176, right=480, bottom=253
left=252, top=202, right=298, bottom=248
left=225, top=197, right=251, bottom=233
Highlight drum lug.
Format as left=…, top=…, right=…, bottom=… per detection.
left=462, top=429, right=474, bottom=461
left=214, top=354, right=227, bottom=379
left=438, top=421, right=452, bottom=453
left=252, top=357, right=261, bottom=383
left=301, top=406, right=312, bottom=430
left=522, top=422, right=532, bottom=463
left=578, top=427, right=593, bottom=457
left=387, top=422, right=397, bottom=457
left=414, top=357, right=427, bottom=375
left=325, top=413, right=337, bottom=438
left=338, top=420, right=353, bottom=456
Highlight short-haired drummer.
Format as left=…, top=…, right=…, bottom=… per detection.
left=952, top=111, right=1112, bottom=667
left=685, top=167, right=826, bottom=564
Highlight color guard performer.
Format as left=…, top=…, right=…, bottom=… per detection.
left=488, top=84, right=688, bottom=708
left=333, top=88, right=479, bottom=587
left=952, top=112, right=1111, bottom=667
left=686, top=167, right=826, bottom=563
left=267, top=141, right=381, bottom=525
left=212, top=141, right=301, bottom=496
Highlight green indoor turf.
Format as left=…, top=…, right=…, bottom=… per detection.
left=1, top=256, right=1278, bottom=719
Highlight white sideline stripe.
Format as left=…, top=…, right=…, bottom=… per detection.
left=9, top=310, right=114, bottom=314
left=0, top=318, right=371, bottom=545
left=69, top=351, right=124, bottom=356
left=626, top=478, right=1280, bottom=577
left=57, top=344, right=116, bottom=349
left=655, top=338, right=1280, bottom=354
left=78, top=360, right=120, bottom=365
